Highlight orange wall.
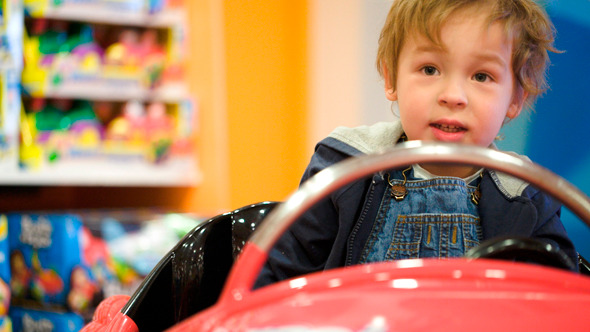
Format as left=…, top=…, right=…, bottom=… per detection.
left=182, top=0, right=230, bottom=214
left=223, top=1, right=309, bottom=208
left=183, top=1, right=309, bottom=212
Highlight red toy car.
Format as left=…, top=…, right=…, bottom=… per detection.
left=83, top=142, right=590, bottom=331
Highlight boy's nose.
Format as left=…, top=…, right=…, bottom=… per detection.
left=438, top=81, right=468, bottom=109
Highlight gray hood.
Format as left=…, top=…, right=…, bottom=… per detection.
left=326, top=121, right=531, bottom=198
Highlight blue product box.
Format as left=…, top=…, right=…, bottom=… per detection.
left=0, top=215, right=10, bottom=330
left=10, top=306, right=83, bottom=332
left=7, top=213, right=99, bottom=313
left=0, top=215, right=10, bottom=297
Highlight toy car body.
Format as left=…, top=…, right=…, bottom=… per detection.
left=83, top=142, right=590, bottom=331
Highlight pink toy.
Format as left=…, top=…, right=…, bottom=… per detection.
left=105, top=30, right=141, bottom=67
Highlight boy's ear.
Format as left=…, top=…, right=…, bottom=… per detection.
left=383, top=64, right=398, bottom=101
left=506, top=90, right=528, bottom=119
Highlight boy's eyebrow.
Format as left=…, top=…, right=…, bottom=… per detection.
left=413, top=45, right=507, bottom=67
left=473, top=52, right=508, bottom=68
left=414, top=44, right=446, bottom=54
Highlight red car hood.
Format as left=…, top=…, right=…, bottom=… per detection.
left=169, top=258, right=590, bottom=331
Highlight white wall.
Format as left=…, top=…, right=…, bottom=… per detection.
left=361, top=0, right=396, bottom=125
left=308, top=0, right=394, bottom=152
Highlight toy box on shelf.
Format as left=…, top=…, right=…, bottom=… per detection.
left=19, top=97, right=196, bottom=170
left=7, top=213, right=109, bottom=315
left=5, top=210, right=142, bottom=329
left=21, top=18, right=186, bottom=102
left=10, top=306, right=83, bottom=332
left=0, top=216, right=12, bottom=332
left=6, top=209, right=204, bottom=312
left=3, top=208, right=203, bottom=331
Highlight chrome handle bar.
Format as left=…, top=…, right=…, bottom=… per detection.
left=250, top=141, right=590, bottom=252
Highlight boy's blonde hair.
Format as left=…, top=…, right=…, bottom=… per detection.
left=376, top=0, right=558, bottom=108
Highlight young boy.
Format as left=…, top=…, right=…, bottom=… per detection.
left=256, top=0, right=577, bottom=287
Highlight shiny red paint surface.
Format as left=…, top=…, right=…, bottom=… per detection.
left=169, top=254, right=590, bottom=331
left=81, top=295, right=137, bottom=332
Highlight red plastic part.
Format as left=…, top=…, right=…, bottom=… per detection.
left=80, top=295, right=138, bottom=332
left=168, top=259, right=590, bottom=331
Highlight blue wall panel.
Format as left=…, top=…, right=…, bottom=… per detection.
left=498, top=7, right=590, bottom=258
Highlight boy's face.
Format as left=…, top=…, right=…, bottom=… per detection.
left=386, top=11, right=525, bottom=147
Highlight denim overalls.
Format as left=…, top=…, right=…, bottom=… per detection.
left=360, top=166, right=483, bottom=262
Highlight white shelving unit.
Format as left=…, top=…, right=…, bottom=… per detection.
left=29, top=4, right=185, bottom=28
left=0, top=156, right=200, bottom=186
left=33, top=81, right=189, bottom=103
left=2, top=1, right=199, bottom=187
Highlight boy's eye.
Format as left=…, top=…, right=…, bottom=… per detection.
left=421, top=66, right=439, bottom=76
left=473, top=73, right=490, bottom=82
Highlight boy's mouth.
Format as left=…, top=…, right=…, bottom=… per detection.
left=430, top=123, right=466, bottom=133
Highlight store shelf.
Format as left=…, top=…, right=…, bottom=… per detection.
left=0, top=156, right=201, bottom=186
left=25, top=81, right=190, bottom=103
left=27, top=4, right=185, bottom=28
left=4, top=1, right=201, bottom=192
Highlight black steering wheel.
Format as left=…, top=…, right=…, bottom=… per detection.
left=465, top=236, right=577, bottom=271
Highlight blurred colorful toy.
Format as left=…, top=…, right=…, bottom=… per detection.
left=137, top=30, right=165, bottom=87
left=66, top=101, right=104, bottom=156
left=70, top=42, right=105, bottom=77
left=108, top=101, right=144, bottom=142
left=30, top=252, right=64, bottom=301
left=0, top=280, right=9, bottom=317
left=9, top=251, right=29, bottom=300
left=145, top=102, right=173, bottom=162
left=19, top=102, right=44, bottom=169
left=67, top=266, right=98, bottom=314
left=105, top=29, right=140, bottom=68
left=100, top=213, right=200, bottom=276
left=0, top=317, right=10, bottom=332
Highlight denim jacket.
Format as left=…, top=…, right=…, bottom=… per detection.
left=255, top=121, right=578, bottom=287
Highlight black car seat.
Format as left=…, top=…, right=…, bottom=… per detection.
left=579, top=254, right=590, bottom=275
left=119, top=201, right=279, bottom=332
